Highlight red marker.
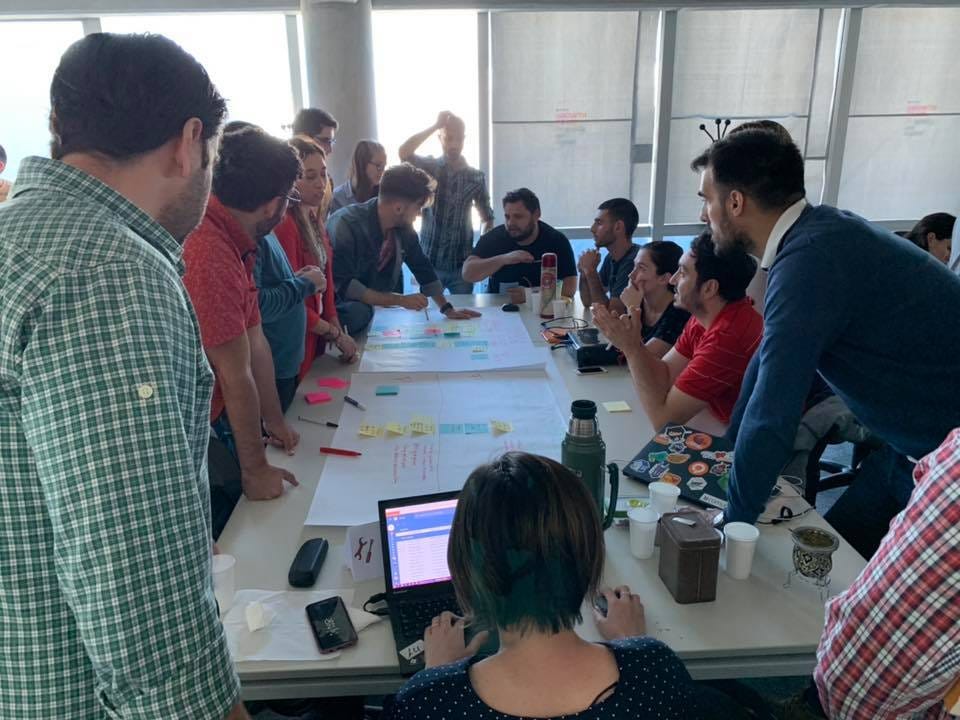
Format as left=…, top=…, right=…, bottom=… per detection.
left=320, top=447, right=362, bottom=457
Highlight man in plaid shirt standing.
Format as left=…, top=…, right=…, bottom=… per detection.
left=783, top=428, right=960, bottom=719
left=400, top=111, right=495, bottom=294
left=0, top=33, right=247, bottom=719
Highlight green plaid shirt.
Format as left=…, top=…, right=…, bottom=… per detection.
left=0, top=158, right=239, bottom=718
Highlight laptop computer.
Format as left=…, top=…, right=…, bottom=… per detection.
left=622, top=424, right=734, bottom=511
left=378, top=491, right=463, bottom=673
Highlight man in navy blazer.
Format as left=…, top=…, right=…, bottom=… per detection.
left=693, top=129, right=960, bottom=559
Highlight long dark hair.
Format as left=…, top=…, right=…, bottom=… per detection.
left=906, top=213, right=955, bottom=252
left=347, top=140, right=386, bottom=203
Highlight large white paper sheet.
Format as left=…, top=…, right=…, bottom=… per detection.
left=358, top=306, right=543, bottom=374
left=305, top=370, right=567, bottom=526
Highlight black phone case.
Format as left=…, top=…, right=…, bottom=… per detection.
left=288, top=537, right=329, bottom=587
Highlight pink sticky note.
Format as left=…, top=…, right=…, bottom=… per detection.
left=305, top=391, right=332, bottom=404
left=382, top=329, right=401, bottom=338
left=316, top=377, right=350, bottom=389
left=425, top=327, right=442, bottom=336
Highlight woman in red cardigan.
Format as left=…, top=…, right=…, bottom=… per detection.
left=275, top=136, right=358, bottom=379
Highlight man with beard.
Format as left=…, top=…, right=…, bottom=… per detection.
left=693, top=129, right=960, bottom=558
left=0, top=33, right=249, bottom=719
left=578, top=197, right=641, bottom=313
left=328, top=163, right=481, bottom=334
left=592, top=232, right=761, bottom=434
left=399, top=111, right=495, bottom=294
left=183, top=127, right=302, bottom=516
left=462, top=187, right=577, bottom=296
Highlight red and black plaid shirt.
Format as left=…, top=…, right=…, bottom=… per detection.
left=814, top=428, right=960, bottom=719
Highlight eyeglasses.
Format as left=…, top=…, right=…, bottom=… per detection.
left=313, top=135, right=336, bottom=148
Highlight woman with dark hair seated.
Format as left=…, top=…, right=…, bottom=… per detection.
left=386, top=452, right=699, bottom=719
left=904, top=212, right=954, bottom=264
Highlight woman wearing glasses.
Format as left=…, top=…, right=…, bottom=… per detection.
left=330, top=140, right=387, bottom=215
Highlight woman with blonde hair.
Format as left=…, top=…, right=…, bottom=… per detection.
left=275, top=136, right=357, bottom=377
left=330, top=139, right=387, bottom=214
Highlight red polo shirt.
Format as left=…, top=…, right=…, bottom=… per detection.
left=673, top=297, right=763, bottom=424
left=183, top=195, right=261, bottom=422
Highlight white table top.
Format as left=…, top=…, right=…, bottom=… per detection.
left=219, top=294, right=866, bottom=700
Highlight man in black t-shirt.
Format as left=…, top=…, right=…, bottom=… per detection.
left=578, top=197, right=640, bottom=314
left=461, top=187, right=577, bottom=295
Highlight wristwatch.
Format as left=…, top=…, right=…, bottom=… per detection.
left=439, top=302, right=453, bottom=314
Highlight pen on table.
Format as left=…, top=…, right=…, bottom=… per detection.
left=344, top=395, right=367, bottom=411
left=298, top=415, right=338, bottom=428
left=319, top=447, right=362, bottom=457
left=424, top=308, right=430, bottom=322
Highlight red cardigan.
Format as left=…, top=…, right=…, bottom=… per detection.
left=274, top=211, right=339, bottom=380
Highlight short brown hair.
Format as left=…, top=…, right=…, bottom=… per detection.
left=378, top=163, right=436, bottom=206
left=292, top=107, right=338, bottom=135
left=448, top=452, right=604, bottom=634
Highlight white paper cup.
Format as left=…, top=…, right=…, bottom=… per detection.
left=524, top=287, right=539, bottom=310
left=648, top=482, right=681, bottom=515
left=212, top=554, right=236, bottom=614
left=552, top=298, right=570, bottom=319
left=628, top=507, right=659, bottom=559
left=723, top=522, right=760, bottom=579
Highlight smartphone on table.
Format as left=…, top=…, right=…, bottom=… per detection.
left=576, top=366, right=607, bottom=375
left=306, top=595, right=358, bottom=654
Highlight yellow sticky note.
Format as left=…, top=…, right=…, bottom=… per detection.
left=385, top=422, right=406, bottom=435
left=491, top=420, right=513, bottom=433
left=410, top=415, right=436, bottom=434
left=358, top=423, right=382, bottom=438
left=603, top=401, right=632, bottom=413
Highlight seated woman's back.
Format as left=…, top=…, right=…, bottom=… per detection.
left=392, top=635, right=692, bottom=719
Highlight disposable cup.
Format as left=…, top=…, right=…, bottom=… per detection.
left=552, top=298, right=571, bottom=319
left=648, top=482, right=681, bottom=515
left=723, top=522, right=760, bottom=579
left=212, top=554, right=236, bottom=614
left=628, top=507, right=659, bottom=559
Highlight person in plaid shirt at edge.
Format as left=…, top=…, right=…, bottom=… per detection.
left=0, top=33, right=248, bottom=719
left=782, top=428, right=960, bottom=720
left=399, top=111, right=495, bottom=293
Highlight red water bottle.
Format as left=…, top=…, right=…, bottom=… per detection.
left=539, top=252, right=558, bottom=318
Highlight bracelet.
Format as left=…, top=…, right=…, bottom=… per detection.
left=439, top=301, right=453, bottom=314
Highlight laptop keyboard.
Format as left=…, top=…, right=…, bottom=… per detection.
left=398, top=595, right=461, bottom=639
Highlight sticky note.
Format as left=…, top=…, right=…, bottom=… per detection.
left=440, top=424, right=465, bottom=435
left=425, top=327, right=442, bottom=336
left=385, top=422, right=406, bottom=435
left=410, top=415, right=436, bottom=434
left=464, top=423, right=489, bottom=435
left=491, top=420, right=513, bottom=433
left=376, top=385, right=399, bottom=396
left=316, top=377, right=350, bottom=389
left=443, top=331, right=460, bottom=338
left=382, top=329, right=401, bottom=338
left=603, top=401, right=632, bottom=413
left=358, top=423, right=382, bottom=438
left=305, top=391, right=332, bottom=405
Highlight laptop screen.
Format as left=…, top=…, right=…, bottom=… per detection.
left=383, top=496, right=458, bottom=591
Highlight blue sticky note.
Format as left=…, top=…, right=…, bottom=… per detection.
left=375, top=385, right=399, bottom=396
left=464, top=423, right=489, bottom=435
left=440, top=423, right=465, bottom=435
left=471, top=354, right=489, bottom=360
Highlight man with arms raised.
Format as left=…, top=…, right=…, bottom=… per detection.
left=593, top=232, right=761, bottom=435
left=694, top=129, right=960, bottom=558
left=0, top=33, right=247, bottom=718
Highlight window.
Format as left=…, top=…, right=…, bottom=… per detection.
left=837, top=7, right=960, bottom=220
left=100, top=13, right=295, bottom=138
left=490, top=11, right=643, bottom=229
left=0, top=20, right=85, bottom=179
left=372, top=10, right=480, bottom=170
left=664, top=9, right=833, bottom=223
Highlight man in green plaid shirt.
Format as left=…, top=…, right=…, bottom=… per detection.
left=0, top=34, right=247, bottom=719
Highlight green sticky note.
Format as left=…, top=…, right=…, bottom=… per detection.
left=376, top=385, right=399, bottom=396
left=464, top=423, right=489, bottom=435
left=443, top=331, right=460, bottom=338
left=440, top=423, right=465, bottom=435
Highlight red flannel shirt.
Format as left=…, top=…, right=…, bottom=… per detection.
left=672, top=297, right=763, bottom=424
left=274, top=211, right=338, bottom=381
left=182, top=195, right=261, bottom=422
left=815, top=428, right=960, bottom=719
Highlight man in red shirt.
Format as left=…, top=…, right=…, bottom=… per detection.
left=184, top=128, right=303, bottom=516
left=593, top=231, right=761, bottom=433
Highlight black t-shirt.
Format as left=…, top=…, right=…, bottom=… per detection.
left=472, top=221, right=577, bottom=293
left=642, top=301, right=690, bottom=347
left=599, top=243, right=640, bottom=298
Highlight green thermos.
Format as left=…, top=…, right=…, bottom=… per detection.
left=561, top=399, right=619, bottom=529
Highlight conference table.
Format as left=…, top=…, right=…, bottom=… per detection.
left=218, top=294, right=867, bottom=701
